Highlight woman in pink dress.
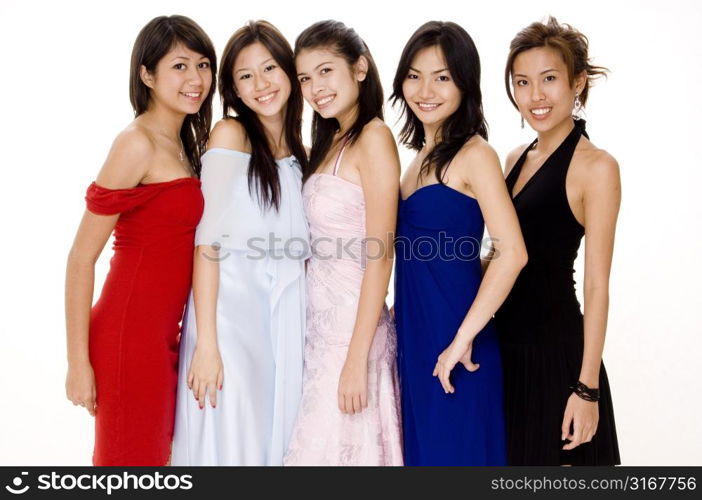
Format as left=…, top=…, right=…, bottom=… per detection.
left=284, top=20, right=403, bottom=465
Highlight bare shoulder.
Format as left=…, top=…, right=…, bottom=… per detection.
left=354, top=118, right=400, bottom=183
left=95, top=124, right=154, bottom=188
left=357, top=118, right=395, bottom=150
left=457, top=135, right=498, bottom=161
left=208, top=118, right=250, bottom=152
left=575, top=141, right=621, bottom=185
left=453, top=135, right=500, bottom=177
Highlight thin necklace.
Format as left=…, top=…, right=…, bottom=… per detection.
left=158, top=129, right=190, bottom=174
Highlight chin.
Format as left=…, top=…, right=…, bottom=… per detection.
left=316, top=108, right=337, bottom=120
left=257, top=107, right=285, bottom=118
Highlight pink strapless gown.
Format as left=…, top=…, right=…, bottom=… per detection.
left=283, top=173, right=403, bottom=466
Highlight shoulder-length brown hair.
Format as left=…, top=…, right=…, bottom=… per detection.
left=129, top=15, right=217, bottom=176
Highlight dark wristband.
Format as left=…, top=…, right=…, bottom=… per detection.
left=569, top=380, right=600, bottom=402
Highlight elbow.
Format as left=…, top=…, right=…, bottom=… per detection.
left=516, top=246, right=528, bottom=270
left=497, top=244, right=527, bottom=272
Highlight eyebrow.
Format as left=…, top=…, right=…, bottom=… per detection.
left=408, top=66, right=449, bottom=74
left=513, top=68, right=560, bottom=78
left=235, top=57, right=275, bottom=74
left=170, top=55, right=209, bottom=62
left=297, top=60, right=334, bottom=77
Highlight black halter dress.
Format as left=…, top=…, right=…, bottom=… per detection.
left=494, top=120, right=621, bottom=465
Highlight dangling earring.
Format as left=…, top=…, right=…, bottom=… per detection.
left=573, top=93, right=583, bottom=118
left=520, top=115, right=525, bottom=129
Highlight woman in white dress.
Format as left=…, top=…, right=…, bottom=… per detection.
left=171, top=20, right=309, bottom=465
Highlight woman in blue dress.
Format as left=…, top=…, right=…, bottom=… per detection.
left=391, top=21, right=527, bottom=465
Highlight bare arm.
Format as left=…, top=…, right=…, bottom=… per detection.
left=481, top=145, right=525, bottom=275
left=186, top=119, right=249, bottom=409
left=434, top=139, right=528, bottom=393
left=562, top=151, right=621, bottom=450
left=65, top=128, right=152, bottom=415
left=580, top=152, right=621, bottom=387
left=338, top=122, right=400, bottom=414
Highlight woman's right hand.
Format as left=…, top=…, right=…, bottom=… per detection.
left=66, top=361, right=97, bottom=417
left=432, top=338, right=480, bottom=394
left=187, top=342, right=223, bottom=409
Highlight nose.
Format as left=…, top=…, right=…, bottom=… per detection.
left=418, top=79, right=434, bottom=100
left=187, top=65, right=204, bottom=87
left=254, top=73, right=270, bottom=92
left=311, top=77, right=325, bottom=96
left=530, top=81, right=545, bottom=101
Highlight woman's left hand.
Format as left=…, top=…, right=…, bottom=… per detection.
left=432, top=339, right=480, bottom=394
left=338, top=357, right=368, bottom=414
left=561, top=393, right=599, bottom=450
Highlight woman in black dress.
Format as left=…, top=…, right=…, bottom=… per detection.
left=494, top=17, right=621, bottom=465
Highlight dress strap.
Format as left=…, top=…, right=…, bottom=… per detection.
left=332, top=136, right=350, bottom=176
left=505, top=138, right=538, bottom=192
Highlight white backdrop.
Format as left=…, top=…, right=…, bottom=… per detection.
left=1, top=0, right=700, bottom=465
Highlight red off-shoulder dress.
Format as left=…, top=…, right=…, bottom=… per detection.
left=84, top=177, right=203, bottom=465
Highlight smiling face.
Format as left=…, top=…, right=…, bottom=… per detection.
left=296, top=48, right=365, bottom=126
left=233, top=41, right=291, bottom=120
left=401, top=44, right=461, bottom=132
left=141, top=42, right=212, bottom=115
left=511, top=46, right=585, bottom=133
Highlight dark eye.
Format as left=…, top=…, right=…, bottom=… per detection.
left=515, top=79, right=528, bottom=87
left=198, top=61, right=210, bottom=69
left=406, top=73, right=418, bottom=80
left=264, top=64, right=276, bottom=72
left=174, top=63, right=186, bottom=70
left=239, top=73, right=252, bottom=80
left=545, top=75, right=556, bottom=82
left=320, top=67, right=331, bottom=75
left=298, top=76, right=309, bottom=84
left=438, top=75, right=450, bottom=82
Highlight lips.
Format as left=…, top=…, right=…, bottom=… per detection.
left=416, top=102, right=440, bottom=112
left=180, top=91, right=202, bottom=102
left=530, top=106, right=552, bottom=119
left=256, top=91, right=277, bottom=104
left=314, top=94, right=336, bottom=110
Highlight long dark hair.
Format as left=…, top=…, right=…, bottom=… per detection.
left=219, top=20, right=307, bottom=211
left=129, top=15, right=217, bottom=176
left=390, top=21, right=487, bottom=184
left=294, top=20, right=383, bottom=181
left=505, top=16, right=608, bottom=110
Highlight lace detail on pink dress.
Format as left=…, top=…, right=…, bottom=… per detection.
left=283, top=148, right=403, bottom=466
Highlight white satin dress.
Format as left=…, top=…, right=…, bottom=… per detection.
left=171, top=149, right=308, bottom=465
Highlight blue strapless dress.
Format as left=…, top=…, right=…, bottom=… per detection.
left=394, top=183, right=506, bottom=465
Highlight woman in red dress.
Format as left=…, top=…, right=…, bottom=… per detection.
left=64, top=15, right=216, bottom=465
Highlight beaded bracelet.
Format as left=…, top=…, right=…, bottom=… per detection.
left=569, top=381, right=600, bottom=402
